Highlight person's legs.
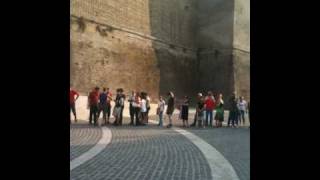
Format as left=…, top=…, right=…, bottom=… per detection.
left=159, top=112, right=163, bottom=126
left=134, top=108, right=139, bottom=125
left=191, top=112, right=197, bottom=126
left=129, top=104, right=134, bottom=125
left=97, top=105, right=102, bottom=124
left=107, top=105, right=111, bottom=123
left=119, top=107, right=123, bottom=125
left=89, top=105, right=93, bottom=124
left=70, top=103, right=77, bottom=122
left=205, top=110, right=209, bottom=126
left=168, top=114, right=172, bottom=127
left=212, top=110, right=216, bottom=126
left=230, top=111, right=235, bottom=127
left=241, top=110, right=245, bottom=125
left=102, top=105, right=107, bottom=125
left=209, top=110, right=213, bottom=127
left=227, top=111, right=232, bottom=127
left=234, top=111, right=239, bottom=127
left=93, top=105, right=98, bottom=125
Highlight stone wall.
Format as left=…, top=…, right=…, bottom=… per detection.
left=233, top=0, right=250, bottom=101
left=196, top=0, right=250, bottom=107
left=70, top=0, right=250, bottom=106
left=70, top=0, right=198, bottom=101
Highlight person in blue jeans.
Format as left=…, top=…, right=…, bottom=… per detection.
left=157, top=96, right=166, bottom=127
left=204, top=91, right=215, bottom=127
left=227, top=93, right=239, bottom=128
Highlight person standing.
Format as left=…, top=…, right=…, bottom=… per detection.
left=70, top=87, right=80, bottom=123
left=128, top=91, right=136, bottom=125
left=105, top=88, right=112, bottom=124
left=146, top=94, right=151, bottom=124
left=133, top=92, right=142, bottom=125
left=166, top=91, right=175, bottom=128
left=204, top=91, right=215, bottom=127
left=181, top=96, right=190, bottom=128
left=119, top=89, right=125, bottom=125
left=238, top=96, right=247, bottom=126
left=247, top=101, right=250, bottom=128
left=140, top=92, right=148, bottom=125
left=196, top=93, right=205, bottom=128
left=98, top=88, right=108, bottom=125
left=215, top=93, right=224, bottom=128
left=113, top=88, right=124, bottom=126
left=228, top=93, right=239, bottom=128
left=157, top=96, right=166, bottom=127
left=88, top=87, right=100, bottom=126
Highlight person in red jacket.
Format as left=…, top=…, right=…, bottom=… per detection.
left=204, top=91, right=215, bottom=127
left=70, top=87, right=79, bottom=124
left=88, top=87, right=100, bottom=125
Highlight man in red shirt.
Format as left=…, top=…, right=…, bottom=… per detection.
left=70, top=87, right=80, bottom=123
left=88, top=87, right=100, bottom=125
left=204, top=91, right=215, bottom=127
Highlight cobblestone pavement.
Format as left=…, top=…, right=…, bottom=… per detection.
left=70, top=115, right=249, bottom=180
left=70, top=124, right=212, bottom=180
left=70, top=122, right=102, bottom=161
left=188, top=127, right=250, bottom=180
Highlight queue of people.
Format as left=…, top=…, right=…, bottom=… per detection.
left=70, top=87, right=249, bottom=128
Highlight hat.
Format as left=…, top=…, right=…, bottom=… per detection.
left=198, top=93, right=202, bottom=96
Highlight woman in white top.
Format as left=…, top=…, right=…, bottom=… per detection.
left=237, top=96, right=247, bottom=125
left=140, top=92, right=148, bottom=125
left=157, top=96, right=166, bottom=127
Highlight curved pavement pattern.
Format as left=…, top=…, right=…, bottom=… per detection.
left=70, top=123, right=103, bottom=161
left=188, top=128, right=250, bottom=180
left=70, top=125, right=212, bottom=180
left=70, top=126, right=112, bottom=170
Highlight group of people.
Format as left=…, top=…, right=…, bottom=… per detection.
left=184, top=91, right=250, bottom=128
left=70, top=87, right=250, bottom=128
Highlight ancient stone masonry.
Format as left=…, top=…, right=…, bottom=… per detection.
left=70, top=0, right=250, bottom=106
